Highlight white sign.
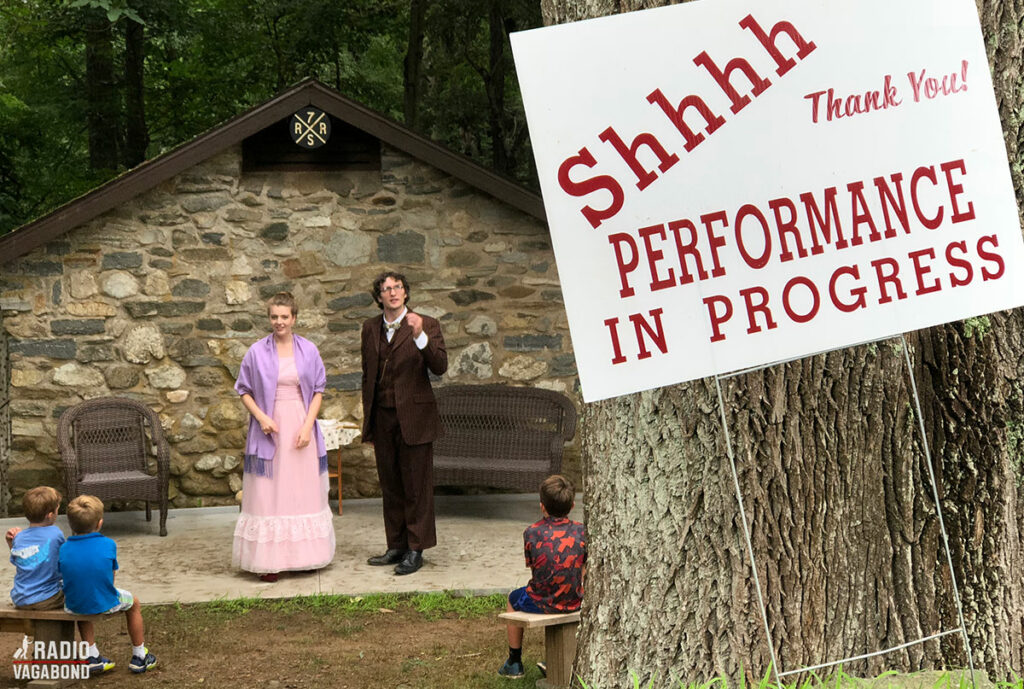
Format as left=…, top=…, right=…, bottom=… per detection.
left=511, top=0, right=1024, bottom=402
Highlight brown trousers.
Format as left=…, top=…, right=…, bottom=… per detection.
left=17, top=590, right=64, bottom=610
left=372, top=406, right=437, bottom=551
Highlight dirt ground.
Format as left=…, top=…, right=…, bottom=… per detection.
left=0, top=601, right=547, bottom=689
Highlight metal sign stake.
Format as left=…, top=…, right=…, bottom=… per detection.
left=713, top=333, right=978, bottom=687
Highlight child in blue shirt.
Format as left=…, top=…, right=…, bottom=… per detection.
left=5, top=486, right=113, bottom=675
left=58, top=495, right=157, bottom=674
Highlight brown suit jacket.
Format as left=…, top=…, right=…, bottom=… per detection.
left=361, top=312, right=448, bottom=446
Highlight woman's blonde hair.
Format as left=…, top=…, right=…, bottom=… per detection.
left=266, top=291, right=298, bottom=317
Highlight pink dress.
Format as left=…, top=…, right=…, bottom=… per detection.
left=232, top=356, right=336, bottom=573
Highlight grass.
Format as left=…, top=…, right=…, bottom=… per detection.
left=167, top=590, right=507, bottom=621
left=138, top=595, right=1022, bottom=689
left=122, top=590, right=543, bottom=689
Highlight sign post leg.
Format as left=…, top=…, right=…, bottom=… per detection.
left=715, top=337, right=980, bottom=685
left=899, top=334, right=977, bottom=687
left=714, top=374, right=784, bottom=687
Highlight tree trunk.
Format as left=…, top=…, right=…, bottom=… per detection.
left=486, top=0, right=509, bottom=173
left=404, top=0, right=427, bottom=129
left=541, top=0, right=1024, bottom=684
left=123, top=16, right=148, bottom=168
left=84, top=9, right=119, bottom=171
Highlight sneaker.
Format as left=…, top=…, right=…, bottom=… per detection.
left=129, top=650, right=157, bottom=674
left=85, top=655, right=115, bottom=676
left=498, top=659, right=525, bottom=678
left=537, top=661, right=547, bottom=677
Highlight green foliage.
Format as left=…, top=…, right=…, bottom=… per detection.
left=0, top=0, right=541, bottom=235
left=0, top=0, right=119, bottom=228
left=418, top=0, right=541, bottom=181
left=65, top=0, right=143, bottom=24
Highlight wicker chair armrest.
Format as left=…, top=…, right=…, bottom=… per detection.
left=155, top=439, right=170, bottom=482
left=135, top=404, right=171, bottom=473
left=553, top=392, right=577, bottom=441
left=548, top=435, right=565, bottom=462
left=56, top=408, right=81, bottom=495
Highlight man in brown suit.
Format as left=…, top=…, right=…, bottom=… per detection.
left=361, top=271, right=447, bottom=575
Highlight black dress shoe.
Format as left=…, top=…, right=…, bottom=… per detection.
left=367, top=548, right=406, bottom=566
left=394, top=550, right=423, bottom=575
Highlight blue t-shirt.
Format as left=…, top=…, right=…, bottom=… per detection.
left=9, top=525, right=65, bottom=607
left=57, top=532, right=119, bottom=615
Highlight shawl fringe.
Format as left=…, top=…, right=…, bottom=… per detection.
left=243, top=454, right=327, bottom=477
left=244, top=454, right=274, bottom=478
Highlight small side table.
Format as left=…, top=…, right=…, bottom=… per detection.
left=320, top=420, right=361, bottom=515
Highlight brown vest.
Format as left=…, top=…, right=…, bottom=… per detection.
left=375, top=324, right=396, bottom=408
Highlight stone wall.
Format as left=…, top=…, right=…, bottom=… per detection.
left=0, top=325, right=9, bottom=516
left=0, top=144, right=579, bottom=513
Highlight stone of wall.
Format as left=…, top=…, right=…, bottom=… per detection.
left=0, top=144, right=581, bottom=512
left=0, top=322, right=9, bottom=516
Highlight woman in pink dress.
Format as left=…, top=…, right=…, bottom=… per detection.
left=232, top=292, right=336, bottom=581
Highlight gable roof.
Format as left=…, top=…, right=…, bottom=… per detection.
left=0, top=78, right=545, bottom=264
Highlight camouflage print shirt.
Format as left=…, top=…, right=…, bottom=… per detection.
left=524, top=516, right=586, bottom=613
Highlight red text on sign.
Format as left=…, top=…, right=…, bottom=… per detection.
left=607, top=158, right=974, bottom=300
left=804, top=74, right=902, bottom=123
left=701, top=235, right=1004, bottom=343
left=908, top=60, right=969, bottom=102
left=557, top=13, right=816, bottom=229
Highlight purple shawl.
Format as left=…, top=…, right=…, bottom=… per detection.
left=235, top=334, right=327, bottom=477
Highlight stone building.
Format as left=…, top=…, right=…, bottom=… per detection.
left=0, top=80, right=578, bottom=516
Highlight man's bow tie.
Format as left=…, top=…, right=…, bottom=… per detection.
left=385, top=320, right=402, bottom=332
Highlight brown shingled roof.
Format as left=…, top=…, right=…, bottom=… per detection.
left=0, top=78, right=545, bottom=265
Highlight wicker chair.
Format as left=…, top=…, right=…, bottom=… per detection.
left=433, top=385, right=578, bottom=491
left=57, top=398, right=170, bottom=536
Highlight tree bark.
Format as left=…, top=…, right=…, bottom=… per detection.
left=486, top=0, right=509, bottom=173
left=84, top=9, right=119, bottom=171
left=542, top=0, right=1024, bottom=684
left=404, top=0, right=427, bottom=129
left=123, top=16, right=148, bottom=168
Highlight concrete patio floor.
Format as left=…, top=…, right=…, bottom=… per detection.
left=0, top=493, right=580, bottom=605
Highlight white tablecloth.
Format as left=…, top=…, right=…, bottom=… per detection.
left=319, top=420, right=361, bottom=451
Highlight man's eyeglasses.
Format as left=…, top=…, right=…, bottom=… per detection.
left=380, top=285, right=405, bottom=294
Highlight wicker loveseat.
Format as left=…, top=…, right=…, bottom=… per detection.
left=433, top=384, right=578, bottom=491
left=57, top=397, right=170, bottom=536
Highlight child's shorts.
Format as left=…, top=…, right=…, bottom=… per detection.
left=103, top=589, right=135, bottom=614
left=65, top=588, right=134, bottom=615
left=508, top=586, right=544, bottom=614
left=16, top=590, right=64, bottom=611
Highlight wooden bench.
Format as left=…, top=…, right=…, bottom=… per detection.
left=499, top=610, right=580, bottom=689
left=434, top=385, right=577, bottom=491
left=0, top=608, right=107, bottom=688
